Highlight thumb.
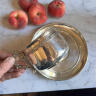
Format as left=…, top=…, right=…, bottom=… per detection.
left=0, top=57, right=15, bottom=78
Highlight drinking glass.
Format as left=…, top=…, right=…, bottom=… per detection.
left=13, top=27, right=69, bottom=70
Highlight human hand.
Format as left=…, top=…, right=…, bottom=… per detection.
left=24, top=49, right=37, bottom=65
left=0, top=50, right=25, bottom=82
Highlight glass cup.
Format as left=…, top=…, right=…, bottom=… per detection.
left=13, top=27, right=69, bottom=70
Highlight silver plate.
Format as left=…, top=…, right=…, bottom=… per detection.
left=32, top=22, right=88, bottom=80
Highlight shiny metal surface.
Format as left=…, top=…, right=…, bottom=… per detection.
left=32, top=22, right=88, bottom=80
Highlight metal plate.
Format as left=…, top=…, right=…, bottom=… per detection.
left=32, top=22, right=88, bottom=80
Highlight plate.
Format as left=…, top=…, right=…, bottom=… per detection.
left=31, top=22, right=88, bottom=80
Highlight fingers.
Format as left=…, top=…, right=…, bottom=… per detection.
left=8, top=60, right=27, bottom=73
left=24, top=49, right=37, bottom=65
left=0, top=61, right=3, bottom=63
left=0, top=60, right=26, bottom=82
left=14, top=61, right=27, bottom=71
left=0, top=50, right=12, bottom=60
left=0, top=57, right=15, bottom=78
left=29, top=53, right=37, bottom=65
left=24, top=48, right=29, bottom=54
left=0, top=69, right=25, bottom=82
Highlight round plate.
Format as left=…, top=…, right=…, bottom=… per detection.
left=31, top=22, right=88, bottom=80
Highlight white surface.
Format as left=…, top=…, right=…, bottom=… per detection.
left=0, top=0, right=96, bottom=94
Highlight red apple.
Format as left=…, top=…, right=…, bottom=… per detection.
left=18, top=0, right=38, bottom=12
left=29, top=3, right=48, bottom=25
left=48, top=0, right=65, bottom=18
left=8, top=10, right=28, bottom=28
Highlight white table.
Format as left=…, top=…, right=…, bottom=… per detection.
left=0, top=0, right=96, bottom=94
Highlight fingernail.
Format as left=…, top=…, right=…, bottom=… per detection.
left=5, top=57, right=15, bottom=65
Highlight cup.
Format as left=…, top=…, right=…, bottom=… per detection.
left=13, top=27, right=69, bottom=70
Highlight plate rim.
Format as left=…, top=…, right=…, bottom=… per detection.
left=31, top=22, right=88, bottom=81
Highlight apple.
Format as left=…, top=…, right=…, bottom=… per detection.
left=8, top=10, right=28, bottom=28
left=29, top=3, right=48, bottom=25
left=18, top=0, right=38, bottom=12
left=48, top=0, right=65, bottom=18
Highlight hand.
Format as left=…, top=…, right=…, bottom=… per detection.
left=0, top=50, right=25, bottom=82
left=24, top=49, right=37, bottom=65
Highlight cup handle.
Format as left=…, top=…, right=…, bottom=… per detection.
left=13, top=50, right=29, bottom=69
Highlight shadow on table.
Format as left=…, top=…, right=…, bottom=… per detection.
left=10, top=0, right=21, bottom=10
left=1, top=14, right=15, bottom=30
left=1, top=0, right=22, bottom=29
